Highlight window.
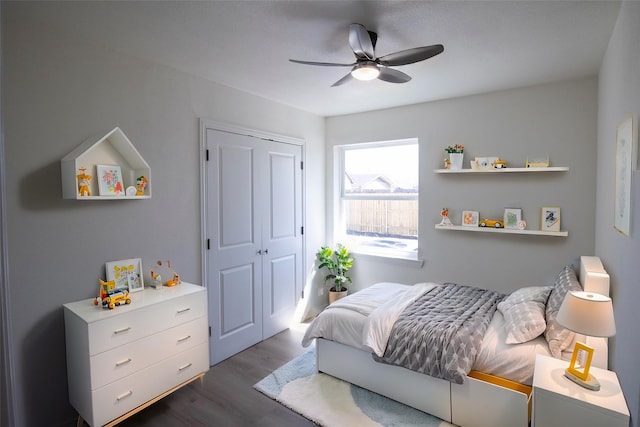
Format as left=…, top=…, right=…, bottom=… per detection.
left=338, top=139, right=419, bottom=259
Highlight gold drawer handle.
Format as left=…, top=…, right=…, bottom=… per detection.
left=114, top=326, right=131, bottom=335
left=177, top=307, right=191, bottom=314
left=178, top=362, right=193, bottom=372
left=116, top=390, right=133, bottom=401
left=177, top=335, right=191, bottom=343
left=115, top=358, right=132, bottom=367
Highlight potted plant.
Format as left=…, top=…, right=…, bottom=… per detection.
left=444, top=144, right=465, bottom=170
left=316, top=244, right=354, bottom=304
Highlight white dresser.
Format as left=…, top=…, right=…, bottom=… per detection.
left=64, top=283, right=209, bottom=426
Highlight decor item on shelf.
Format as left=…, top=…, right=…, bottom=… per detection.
left=445, top=144, right=464, bottom=170
left=76, top=167, right=92, bottom=197
left=105, top=258, right=144, bottom=292
left=475, top=156, right=498, bottom=170
left=444, top=158, right=451, bottom=169
left=518, top=220, right=527, bottom=230
left=96, top=164, right=124, bottom=196
left=614, top=113, right=636, bottom=236
left=155, top=260, right=181, bottom=287
left=494, top=159, right=507, bottom=169
left=526, top=156, right=550, bottom=168
left=541, top=207, right=561, bottom=232
left=316, top=244, right=353, bottom=303
left=556, top=291, right=616, bottom=391
left=462, top=210, right=479, bottom=227
left=136, top=176, right=148, bottom=196
left=504, top=208, right=522, bottom=229
left=479, top=218, right=504, bottom=228
left=439, top=208, right=453, bottom=226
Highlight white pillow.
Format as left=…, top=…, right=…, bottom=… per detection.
left=498, top=286, right=552, bottom=344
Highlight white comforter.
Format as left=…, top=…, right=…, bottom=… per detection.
left=302, top=282, right=551, bottom=385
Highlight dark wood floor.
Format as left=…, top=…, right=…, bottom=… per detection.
left=82, top=327, right=315, bottom=426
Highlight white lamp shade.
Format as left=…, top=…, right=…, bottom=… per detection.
left=556, top=291, right=616, bottom=337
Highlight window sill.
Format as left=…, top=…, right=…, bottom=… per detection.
left=352, top=251, right=425, bottom=268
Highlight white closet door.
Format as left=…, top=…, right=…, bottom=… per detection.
left=205, top=128, right=302, bottom=365
left=262, top=143, right=302, bottom=339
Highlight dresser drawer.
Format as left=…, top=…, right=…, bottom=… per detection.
left=87, top=292, right=206, bottom=355
left=89, top=316, right=208, bottom=389
left=90, top=342, right=209, bottom=427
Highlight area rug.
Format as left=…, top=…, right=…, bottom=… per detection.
left=254, top=347, right=454, bottom=427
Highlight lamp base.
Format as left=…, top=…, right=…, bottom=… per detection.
left=565, top=368, right=601, bottom=391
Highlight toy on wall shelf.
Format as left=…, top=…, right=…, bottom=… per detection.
left=136, top=176, right=148, bottom=196
left=440, top=208, right=453, bottom=226
left=94, top=279, right=131, bottom=309
left=77, top=167, right=92, bottom=197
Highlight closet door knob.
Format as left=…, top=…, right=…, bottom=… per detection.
left=257, top=249, right=262, bottom=255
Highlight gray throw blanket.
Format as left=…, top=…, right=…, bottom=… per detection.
left=373, top=283, right=505, bottom=384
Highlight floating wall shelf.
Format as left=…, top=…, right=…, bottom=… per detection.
left=61, top=127, right=151, bottom=200
left=435, top=224, right=568, bottom=237
left=434, top=166, right=569, bottom=174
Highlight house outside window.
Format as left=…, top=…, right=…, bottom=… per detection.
left=338, top=139, right=419, bottom=259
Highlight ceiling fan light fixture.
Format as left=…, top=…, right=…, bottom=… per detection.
left=351, top=63, right=380, bottom=81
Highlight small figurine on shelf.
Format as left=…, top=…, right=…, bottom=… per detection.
left=440, top=208, right=453, bottom=226
left=136, top=176, right=148, bottom=196
left=444, top=158, right=451, bottom=169
left=77, top=167, right=92, bottom=197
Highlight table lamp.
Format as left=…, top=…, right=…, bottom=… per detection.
left=556, top=291, right=616, bottom=391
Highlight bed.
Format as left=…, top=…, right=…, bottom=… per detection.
left=302, top=256, right=610, bottom=427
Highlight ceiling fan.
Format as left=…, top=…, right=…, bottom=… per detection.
left=289, top=23, right=444, bottom=87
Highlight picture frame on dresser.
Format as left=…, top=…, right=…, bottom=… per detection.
left=106, top=258, right=144, bottom=292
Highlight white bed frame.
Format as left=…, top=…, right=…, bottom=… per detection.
left=315, top=256, right=610, bottom=427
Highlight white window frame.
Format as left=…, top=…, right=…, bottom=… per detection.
left=336, top=138, right=420, bottom=262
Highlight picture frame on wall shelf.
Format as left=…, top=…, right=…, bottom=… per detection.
left=106, top=258, right=144, bottom=292
left=614, top=113, right=637, bottom=236
left=461, top=210, right=479, bottom=227
left=97, top=164, right=125, bottom=196
left=541, top=207, right=561, bottom=232
left=504, top=208, right=522, bottom=229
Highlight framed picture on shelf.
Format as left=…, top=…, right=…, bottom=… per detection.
left=540, top=207, right=561, bottom=232
left=461, top=210, right=479, bottom=227
left=97, top=165, right=125, bottom=196
left=614, top=114, right=637, bottom=236
left=503, top=208, right=522, bottom=229
left=106, top=258, right=144, bottom=292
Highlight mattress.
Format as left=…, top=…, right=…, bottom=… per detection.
left=303, top=282, right=551, bottom=385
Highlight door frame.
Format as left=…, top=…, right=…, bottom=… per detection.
left=198, top=118, right=306, bottom=321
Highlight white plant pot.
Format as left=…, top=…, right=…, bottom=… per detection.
left=449, top=153, right=464, bottom=170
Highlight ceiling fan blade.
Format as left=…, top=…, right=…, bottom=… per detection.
left=377, top=67, right=411, bottom=84
left=378, top=44, right=444, bottom=66
left=349, top=23, right=375, bottom=60
left=289, top=59, right=355, bottom=67
left=331, top=73, right=354, bottom=87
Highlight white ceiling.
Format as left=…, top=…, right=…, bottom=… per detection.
left=17, top=1, right=621, bottom=117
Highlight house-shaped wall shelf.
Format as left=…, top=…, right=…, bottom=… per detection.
left=61, top=127, right=151, bottom=200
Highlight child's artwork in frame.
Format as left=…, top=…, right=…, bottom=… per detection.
left=541, top=207, right=561, bottom=232
left=461, top=210, right=479, bottom=227
left=97, top=165, right=125, bottom=196
left=106, top=258, right=144, bottom=292
left=503, top=208, right=522, bottom=229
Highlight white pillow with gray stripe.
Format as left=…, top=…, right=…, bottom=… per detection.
left=498, top=286, right=552, bottom=344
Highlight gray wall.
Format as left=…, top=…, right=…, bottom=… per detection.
left=596, top=2, right=640, bottom=425
left=325, top=77, right=598, bottom=295
left=1, top=5, right=325, bottom=426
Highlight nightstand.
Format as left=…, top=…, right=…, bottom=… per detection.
left=533, top=354, right=629, bottom=427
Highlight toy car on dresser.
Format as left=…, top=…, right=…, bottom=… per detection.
left=102, top=288, right=131, bottom=309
